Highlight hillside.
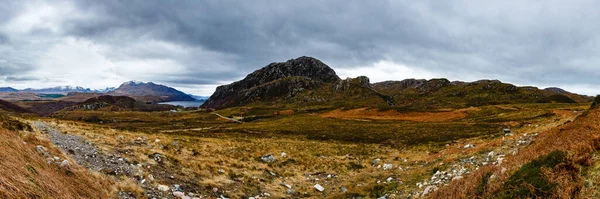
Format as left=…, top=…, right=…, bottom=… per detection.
left=0, top=99, right=32, bottom=113
left=372, top=78, right=592, bottom=110
left=0, top=115, right=115, bottom=198
left=202, top=57, right=591, bottom=110
left=426, top=96, right=600, bottom=198
left=202, top=56, right=393, bottom=109
left=108, top=81, right=194, bottom=102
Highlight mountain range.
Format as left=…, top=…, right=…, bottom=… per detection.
left=202, top=56, right=592, bottom=110
left=0, top=86, right=116, bottom=94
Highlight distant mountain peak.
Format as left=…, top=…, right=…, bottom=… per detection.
left=110, top=81, right=194, bottom=102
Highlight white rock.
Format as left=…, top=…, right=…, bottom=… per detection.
left=173, top=191, right=185, bottom=198
left=281, top=152, right=287, bottom=158
left=464, top=144, right=474, bottom=149
left=452, top=176, right=463, bottom=181
left=314, top=184, right=325, bottom=192
left=383, top=164, right=393, bottom=170
left=157, top=185, right=169, bottom=192
left=59, top=160, right=71, bottom=170
left=372, top=158, right=381, bottom=165
left=421, top=185, right=437, bottom=196
left=261, top=154, right=276, bottom=163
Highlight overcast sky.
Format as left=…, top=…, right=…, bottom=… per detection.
left=1, top=0, right=599, bottom=96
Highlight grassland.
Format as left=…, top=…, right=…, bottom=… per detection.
left=24, top=102, right=583, bottom=198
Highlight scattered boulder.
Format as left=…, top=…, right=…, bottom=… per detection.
left=261, top=154, right=276, bottom=163
left=421, top=185, right=437, bottom=196
left=383, top=163, right=393, bottom=170
left=281, top=152, right=287, bottom=158
left=464, top=144, right=474, bottom=149
left=173, top=191, right=185, bottom=198
left=36, top=145, right=48, bottom=156
left=372, top=158, right=381, bottom=165
left=157, top=185, right=169, bottom=192
left=314, top=184, right=325, bottom=192
left=340, top=187, right=348, bottom=193
left=60, top=160, right=71, bottom=170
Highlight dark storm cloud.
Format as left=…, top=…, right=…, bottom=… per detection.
left=5, top=76, right=40, bottom=82
left=2, top=0, right=600, bottom=95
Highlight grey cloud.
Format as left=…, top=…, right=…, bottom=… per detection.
left=1, top=0, right=600, bottom=95
left=5, top=76, right=40, bottom=82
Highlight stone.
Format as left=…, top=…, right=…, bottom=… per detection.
left=281, top=152, right=287, bottom=158
left=173, top=191, right=185, bottom=198
left=372, top=158, right=381, bottom=165
left=36, top=145, right=47, bottom=156
left=501, top=167, right=507, bottom=174
left=261, top=154, right=276, bottom=163
left=452, top=176, right=463, bottom=181
left=464, top=144, right=474, bottom=149
left=383, top=163, right=393, bottom=170
left=157, top=185, right=169, bottom=192
left=60, top=160, right=71, bottom=170
left=314, top=184, right=325, bottom=192
left=340, top=187, right=348, bottom=193
left=421, top=185, right=437, bottom=196
left=148, top=174, right=155, bottom=181
left=280, top=183, right=292, bottom=189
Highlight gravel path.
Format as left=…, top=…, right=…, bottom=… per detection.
left=34, top=121, right=134, bottom=176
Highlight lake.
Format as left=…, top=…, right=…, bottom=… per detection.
left=158, top=100, right=205, bottom=107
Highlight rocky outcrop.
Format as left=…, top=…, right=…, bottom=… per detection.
left=202, top=56, right=340, bottom=109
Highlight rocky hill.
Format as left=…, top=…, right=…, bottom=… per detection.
left=372, top=78, right=592, bottom=109
left=202, top=56, right=340, bottom=108
left=108, top=81, right=194, bottom=102
left=202, top=56, right=394, bottom=109
left=203, top=56, right=593, bottom=110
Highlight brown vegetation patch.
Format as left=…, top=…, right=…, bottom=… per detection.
left=274, top=109, right=294, bottom=115
left=0, top=129, right=114, bottom=198
left=429, top=106, right=600, bottom=198
left=320, top=107, right=479, bottom=122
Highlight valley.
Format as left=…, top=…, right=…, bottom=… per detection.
left=0, top=56, right=598, bottom=198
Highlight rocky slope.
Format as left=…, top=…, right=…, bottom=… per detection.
left=203, top=56, right=592, bottom=110
left=202, top=56, right=341, bottom=108
left=372, top=78, right=592, bottom=109
left=109, top=81, right=194, bottom=102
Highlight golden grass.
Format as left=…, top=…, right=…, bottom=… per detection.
left=320, top=107, right=479, bottom=122
left=0, top=129, right=114, bottom=199
left=429, top=106, right=600, bottom=198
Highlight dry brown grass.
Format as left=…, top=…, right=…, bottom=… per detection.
left=430, top=106, right=600, bottom=198
left=320, top=107, right=479, bottom=122
left=0, top=129, right=115, bottom=199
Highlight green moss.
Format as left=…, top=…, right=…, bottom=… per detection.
left=476, top=172, right=492, bottom=195
left=501, top=150, right=568, bottom=198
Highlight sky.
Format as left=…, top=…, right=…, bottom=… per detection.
left=1, top=0, right=599, bottom=96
